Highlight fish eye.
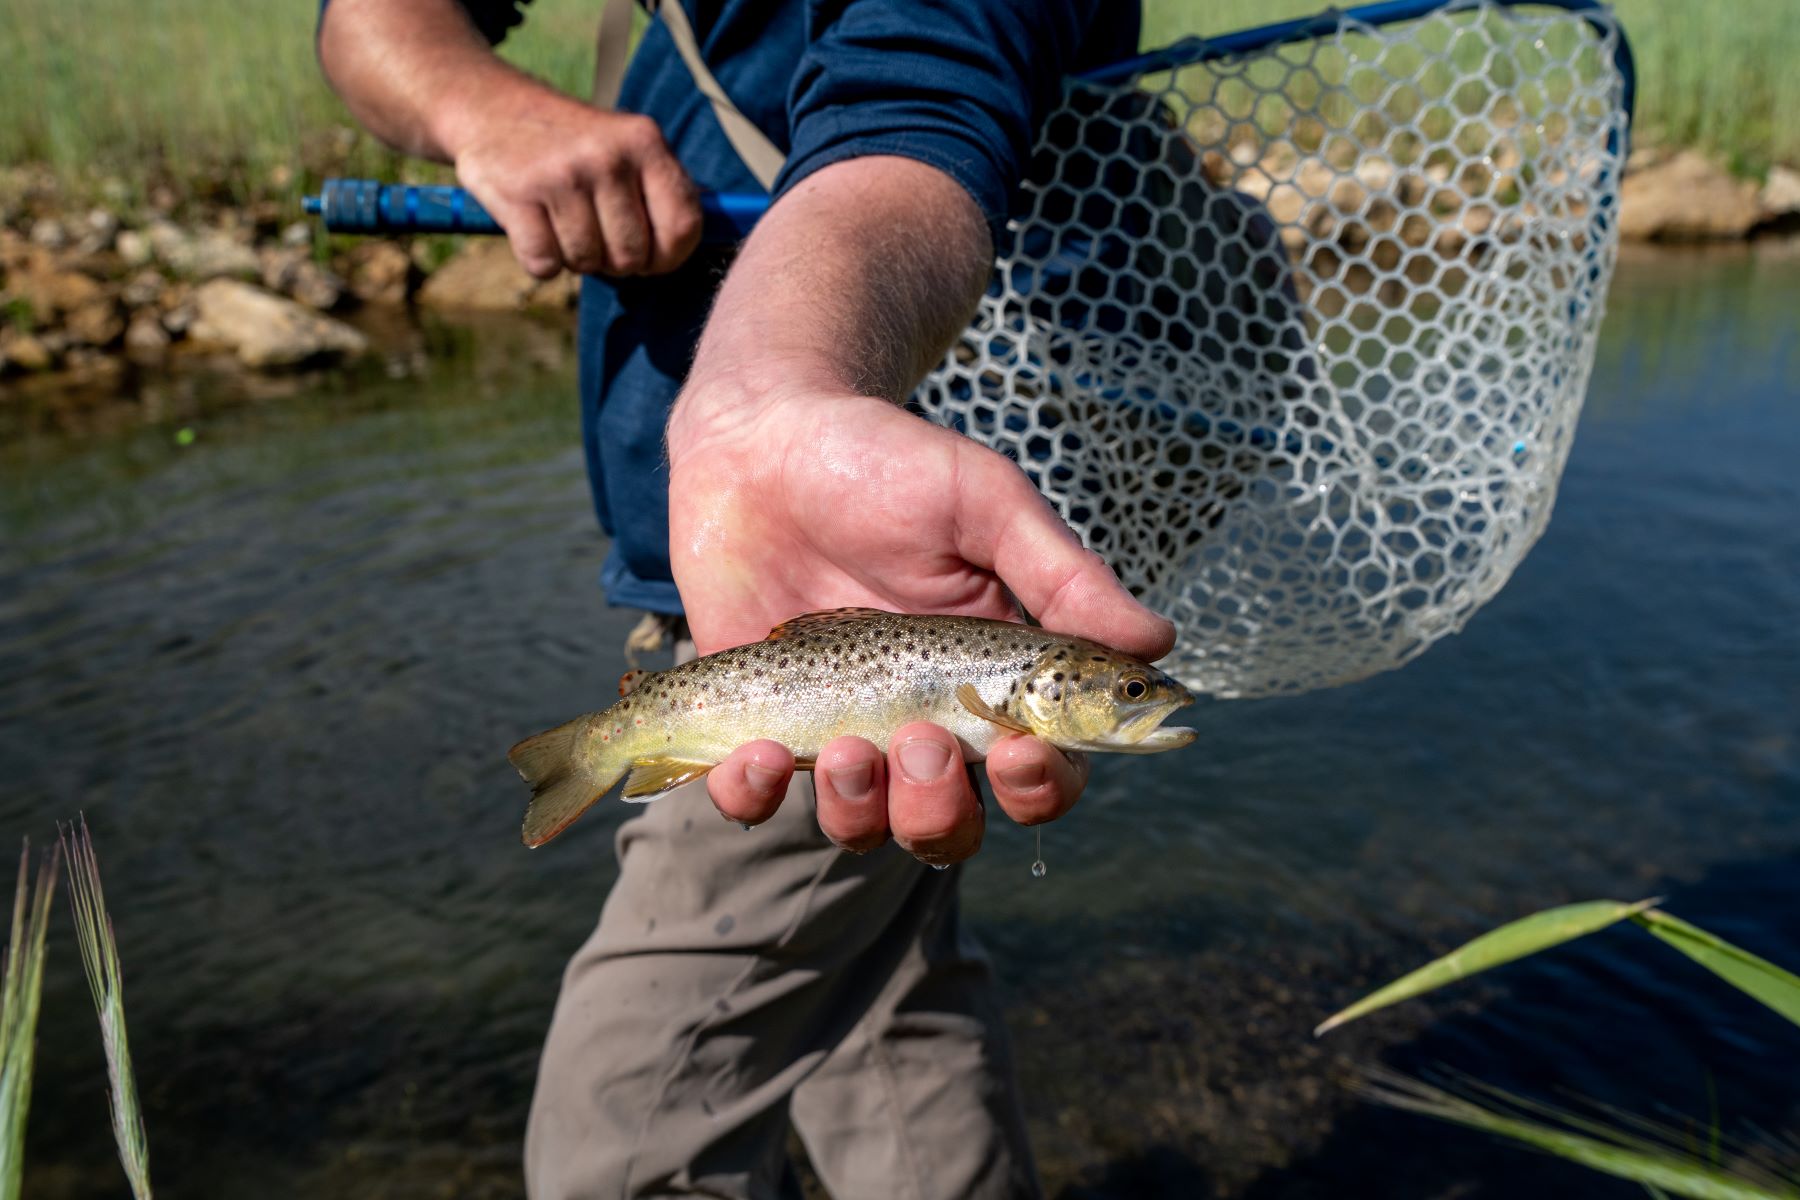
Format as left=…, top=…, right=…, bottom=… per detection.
left=1118, top=676, right=1149, bottom=701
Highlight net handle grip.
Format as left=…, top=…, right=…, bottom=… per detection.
left=303, top=179, right=769, bottom=243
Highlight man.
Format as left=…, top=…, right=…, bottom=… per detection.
left=318, top=2, right=1170, bottom=1194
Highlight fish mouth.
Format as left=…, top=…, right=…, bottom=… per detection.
left=1132, top=724, right=1197, bottom=751
left=1082, top=700, right=1196, bottom=755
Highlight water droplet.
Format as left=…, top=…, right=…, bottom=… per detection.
left=929, top=862, right=949, bottom=871
left=739, top=822, right=753, bottom=832
left=1030, top=827, right=1047, bottom=880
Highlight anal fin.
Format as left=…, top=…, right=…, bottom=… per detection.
left=622, top=757, right=715, bottom=800
left=956, top=683, right=1031, bottom=735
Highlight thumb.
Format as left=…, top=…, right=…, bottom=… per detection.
left=954, top=443, right=1176, bottom=662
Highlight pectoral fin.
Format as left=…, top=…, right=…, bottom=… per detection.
left=622, top=757, right=715, bottom=800
left=956, top=683, right=1032, bottom=735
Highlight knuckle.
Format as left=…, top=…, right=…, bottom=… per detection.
left=619, top=114, right=663, bottom=154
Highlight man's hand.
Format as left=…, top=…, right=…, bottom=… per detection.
left=442, top=79, right=703, bottom=279
left=668, top=384, right=1174, bottom=865
left=318, top=0, right=702, bottom=279
left=665, top=155, right=1174, bottom=866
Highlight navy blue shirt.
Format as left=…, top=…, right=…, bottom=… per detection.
left=332, top=0, right=1141, bottom=611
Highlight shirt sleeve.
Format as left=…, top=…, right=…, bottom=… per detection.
left=314, top=0, right=533, bottom=46
left=774, top=0, right=1115, bottom=237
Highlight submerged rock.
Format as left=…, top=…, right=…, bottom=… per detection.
left=1619, top=150, right=1762, bottom=241
left=188, top=279, right=367, bottom=368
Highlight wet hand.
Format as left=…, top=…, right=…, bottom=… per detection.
left=668, top=386, right=1173, bottom=864
left=442, top=74, right=702, bottom=279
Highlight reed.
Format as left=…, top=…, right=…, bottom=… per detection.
left=1319, top=899, right=1800, bottom=1198
left=60, top=818, right=152, bottom=1200
left=0, top=844, right=58, bottom=1200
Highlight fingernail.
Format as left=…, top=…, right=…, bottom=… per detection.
left=827, top=762, right=874, bottom=801
left=897, top=739, right=952, bottom=783
left=744, top=764, right=783, bottom=797
left=998, top=763, right=1046, bottom=791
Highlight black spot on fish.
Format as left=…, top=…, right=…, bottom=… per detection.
left=1053, top=672, right=1064, bottom=682
left=1025, top=681, right=1036, bottom=694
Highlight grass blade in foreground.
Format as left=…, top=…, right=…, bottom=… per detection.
left=60, top=819, right=152, bottom=1200
left=1315, top=898, right=1660, bottom=1036
left=0, top=845, right=58, bottom=1200
left=1631, top=910, right=1800, bottom=1029
left=1357, top=1070, right=1800, bottom=1200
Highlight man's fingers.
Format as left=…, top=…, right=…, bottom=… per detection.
left=814, top=736, right=889, bottom=852
left=955, top=445, right=1176, bottom=661
left=641, top=153, right=704, bottom=274
left=493, top=201, right=563, bottom=279
left=546, top=188, right=606, bottom=276
left=593, top=169, right=653, bottom=276
left=706, top=739, right=793, bottom=826
left=885, top=722, right=983, bottom=865
left=985, top=736, right=1088, bottom=826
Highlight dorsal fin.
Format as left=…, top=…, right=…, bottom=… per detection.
left=618, top=669, right=648, bottom=698
left=764, top=607, right=893, bottom=641
left=956, top=683, right=1032, bottom=735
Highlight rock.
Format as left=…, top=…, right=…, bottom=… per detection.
left=290, top=262, right=346, bottom=312
left=28, top=217, right=68, bottom=250
left=149, top=220, right=260, bottom=279
left=124, top=311, right=171, bottom=357
left=261, top=247, right=348, bottom=312
left=115, top=229, right=153, bottom=268
left=64, top=298, right=125, bottom=348
left=161, top=301, right=197, bottom=338
left=0, top=328, right=55, bottom=373
left=346, top=241, right=417, bottom=306
left=121, top=269, right=168, bottom=309
left=77, top=208, right=120, bottom=254
left=1758, top=165, right=1800, bottom=227
left=1619, top=150, right=1761, bottom=241
left=281, top=221, right=313, bottom=248
left=6, top=254, right=107, bottom=324
left=189, top=278, right=367, bottom=368
left=260, top=245, right=306, bottom=292
left=417, top=240, right=576, bottom=311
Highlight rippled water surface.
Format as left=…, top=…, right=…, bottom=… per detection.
left=4, top=249, right=1797, bottom=1198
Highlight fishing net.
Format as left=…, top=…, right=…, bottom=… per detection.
left=913, top=0, right=1629, bottom=698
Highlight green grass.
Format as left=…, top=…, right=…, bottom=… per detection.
left=0, top=845, right=57, bottom=1200
left=0, top=0, right=1793, bottom=202
left=1318, top=899, right=1800, bottom=1198
left=61, top=819, right=152, bottom=1200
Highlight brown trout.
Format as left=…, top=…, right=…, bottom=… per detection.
left=508, top=608, right=1196, bottom=847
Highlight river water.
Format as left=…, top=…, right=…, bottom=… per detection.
left=3, top=246, right=1797, bottom=1198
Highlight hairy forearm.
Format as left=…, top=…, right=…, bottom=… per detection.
left=668, top=156, right=993, bottom=448
left=317, top=0, right=548, bottom=162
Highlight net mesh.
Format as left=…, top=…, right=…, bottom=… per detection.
left=913, top=1, right=1628, bottom=698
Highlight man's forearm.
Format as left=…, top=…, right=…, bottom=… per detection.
left=669, top=156, right=993, bottom=448
left=318, top=0, right=544, bottom=162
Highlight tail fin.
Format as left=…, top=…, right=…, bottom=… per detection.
left=508, top=715, right=621, bottom=848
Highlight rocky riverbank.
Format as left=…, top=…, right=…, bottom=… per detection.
left=2, top=148, right=1796, bottom=393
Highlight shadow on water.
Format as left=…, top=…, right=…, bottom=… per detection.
left=3, top=245, right=1798, bottom=1197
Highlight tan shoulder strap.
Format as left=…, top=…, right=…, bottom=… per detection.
left=592, top=0, right=785, bottom=192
